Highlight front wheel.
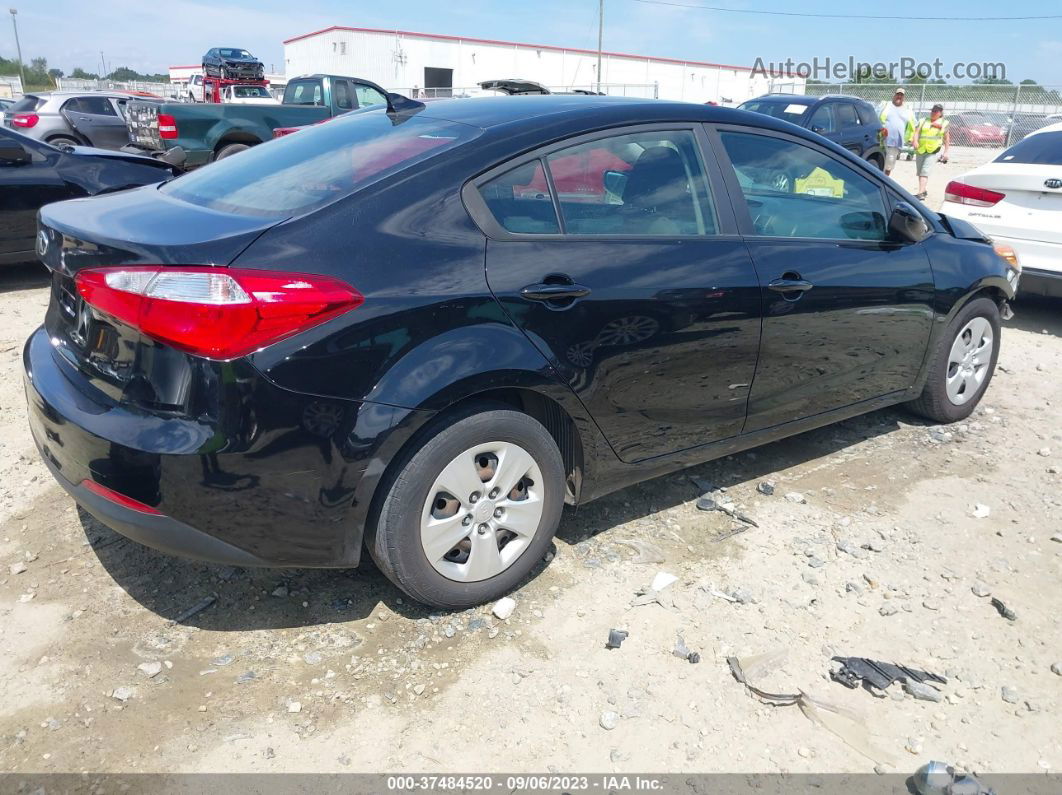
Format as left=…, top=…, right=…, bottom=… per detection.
left=907, top=297, right=1001, bottom=423
left=368, top=407, right=565, bottom=608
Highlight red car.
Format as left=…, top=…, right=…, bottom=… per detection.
left=950, top=113, right=1006, bottom=147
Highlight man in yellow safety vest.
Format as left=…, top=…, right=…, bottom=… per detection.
left=911, top=103, right=950, bottom=201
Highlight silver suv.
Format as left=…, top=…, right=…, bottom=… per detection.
left=2, top=91, right=160, bottom=151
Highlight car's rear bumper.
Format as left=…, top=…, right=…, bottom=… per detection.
left=24, top=326, right=398, bottom=567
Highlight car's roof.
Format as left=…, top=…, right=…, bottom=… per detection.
left=417, top=94, right=771, bottom=130
left=744, top=93, right=870, bottom=105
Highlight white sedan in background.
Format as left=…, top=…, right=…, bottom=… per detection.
left=220, top=85, right=280, bottom=105
left=941, top=123, right=1062, bottom=297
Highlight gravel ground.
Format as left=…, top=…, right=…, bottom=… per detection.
left=1, top=148, right=1059, bottom=776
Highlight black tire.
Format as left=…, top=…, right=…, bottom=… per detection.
left=867, top=153, right=884, bottom=171
left=367, top=406, right=565, bottom=609
left=907, top=297, right=1001, bottom=423
left=215, top=143, right=250, bottom=160
left=46, top=135, right=82, bottom=149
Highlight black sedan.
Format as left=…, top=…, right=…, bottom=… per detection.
left=202, top=47, right=265, bottom=81
left=25, top=96, right=1018, bottom=607
left=0, top=126, right=176, bottom=265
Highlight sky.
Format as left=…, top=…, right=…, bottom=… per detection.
left=5, top=0, right=1062, bottom=85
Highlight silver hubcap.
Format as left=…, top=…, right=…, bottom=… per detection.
left=946, top=316, right=993, bottom=405
left=420, top=442, right=544, bottom=582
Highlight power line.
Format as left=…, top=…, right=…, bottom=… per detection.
left=629, top=0, right=1062, bottom=21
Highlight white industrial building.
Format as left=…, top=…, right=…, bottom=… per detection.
left=282, top=26, right=801, bottom=104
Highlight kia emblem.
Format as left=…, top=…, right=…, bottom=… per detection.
left=1045, top=178, right=1062, bottom=189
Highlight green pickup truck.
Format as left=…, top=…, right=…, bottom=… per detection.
left=125, top=74, right=391, bottom=168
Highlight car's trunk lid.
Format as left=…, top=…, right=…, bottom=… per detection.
left=38, top=186, right=287, bottom=405
left=957, top=163, right=1062, bottom=244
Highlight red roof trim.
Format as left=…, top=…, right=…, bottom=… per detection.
left=282, top=25, right=757, bottom=73
left=168, top=65, right=201, bottom=70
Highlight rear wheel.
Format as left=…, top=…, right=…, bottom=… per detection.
left=215, top=143, right=250, bottom=160
left=368, top=407, right=564, bottom=608
left=46, top=135, right=81, bottom=149
left=907, top=297, right=1000, bottom=423
left=867, top=153, right=884, bottom=171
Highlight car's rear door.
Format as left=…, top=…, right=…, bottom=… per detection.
left=707, top=124, right=935, bottom=432
left=833, top=101, right=870, bottom=156
left=470, top=124, right=763, bottom=463
left=61, top=96, right=129, bottom=150
left=0, top=131, right=69, bottom=259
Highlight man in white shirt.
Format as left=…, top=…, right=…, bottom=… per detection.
left=880, top=87, right=915, bottom=176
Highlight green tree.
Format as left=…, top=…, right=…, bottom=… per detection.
left=70, top=67, right=99, bottom=79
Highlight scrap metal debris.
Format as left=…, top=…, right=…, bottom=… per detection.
left=990, top=597, right=1017, bottom=621
left=630, top=571, right=678, bottom=609
left=168, top=595, right=217, bottom=625
left=914, top=761, right=997, bottom=795
left=672, top=634, right=700, bottom=663
left=695, top=493, right=759, bottom=527
left=830, top=656, right=946, bottom=697
left=605, top=629, right=629, bottom=650
left=615, top=539, right=666, bottom=565
left=727, top=651, right=895, bottom=765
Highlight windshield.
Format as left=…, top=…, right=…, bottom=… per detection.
left=233, top=86, right=270, bottom=98
left=739, top=100, right=812, bottom=120
left=994, top=131, right=1062, bottom=165
left=161, top=110, right=480, bottom=217
left=219, top=49, right=252, bottom=58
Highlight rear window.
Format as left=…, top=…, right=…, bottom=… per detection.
left=7, top=95, right=42, bottom=113
left=161, top=111, right=480, bottom=217
left=994, top=132, right=1062, bottom=165
left=284, top=80, right=323, bottom=106
left=739, top=100, right=812, bottom=120
left=855, top=102, right=878, bottom=127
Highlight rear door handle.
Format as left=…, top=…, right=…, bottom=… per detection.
left=520, top=282, right=591, bottom=302
left=767, top=278, right=814, bottom=293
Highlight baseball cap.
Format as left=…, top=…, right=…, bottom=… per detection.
left=894, top=87, right=907, bottom=95
left=932, top=103, right=944, bottom=111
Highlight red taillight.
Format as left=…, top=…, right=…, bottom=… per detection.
left=81, top=480, right=163, bottom=515
left=272, top=126, right=297, bottom=138
left=74, top=267, right=363, bottom=360
left=11, top=113, right=38, bottom=128
left=157, top=113, right=178, bottom=139
left=944, top=180, right=1006, bottom=207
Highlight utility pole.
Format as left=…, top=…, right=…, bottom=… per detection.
left=9, top=8, right=25, bottom=91
left=596, top=0, right=604, bottom=93
left=100, top=51, right=107, bottom=79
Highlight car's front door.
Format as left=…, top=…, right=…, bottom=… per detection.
left=709, top=125, right=935, bottom=432
left=61, top=96, right=128, bottom=150
left=471, top=125, right=763, bottom=463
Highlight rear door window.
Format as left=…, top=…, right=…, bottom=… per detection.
left=856, top=102, right=878, bottom=127
left=333, top=80, right=353, bottom=110
left=478, top=160, right=560, bottom=234
left=835, top=103, right=860, bottom=129
left=284, top=79, right=323, bottom=106
left=63, top=96, right=117, bottom=116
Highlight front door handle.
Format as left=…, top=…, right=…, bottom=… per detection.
left=520, top=282, right=591, bottom=302
left=767, top=277, right=814, bottom=293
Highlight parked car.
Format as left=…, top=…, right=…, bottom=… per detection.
left=125, top=74, right=390, bottom=166
left=2, top=91, right=162, bottom=151
left=219, top=84, right=279, bottom=105
left=0, top=126, right=176, bottom=265
left=941, top=124, right=1062, bottom=297
left=202, top=47, right=264, bottom=81
left=1006, top=113, right=1052, bottom=143
left=949, top=113, right=1007, bottom=147
left=738, top=94, right=885, bottom=169
left=26, top=96, right=1017, bottom=608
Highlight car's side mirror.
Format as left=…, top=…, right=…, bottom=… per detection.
left=603, top=169, right=628, bottom=197
left=0, top=141, right=30, bottom=166
left=889, top=201, right=930, bottom=243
